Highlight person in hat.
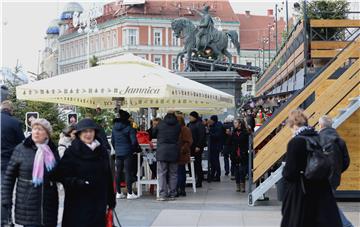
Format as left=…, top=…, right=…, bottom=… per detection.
left=1, top=118, right=60, bottom=227
left=1, top=100, right=25, bottom=179
left=57, top=125, right=76, bottom=158
left=54, top=118, right=116, bottom=227
left=187, top=111, right=206, bottom=188
left=208, top=115, right=224, bottom=182
left=111, top=110, right=139, bottom=200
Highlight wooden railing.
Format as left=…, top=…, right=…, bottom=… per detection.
left=253, top=38, right=360, bottom=182
left=253, top=58, right=360, bottom=182
left=255, top=21, right=304, bottom=95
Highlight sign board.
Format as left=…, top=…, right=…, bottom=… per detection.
left=67, top=113, right=78, bottom=125
left=25, top=112, right=39, bottom=131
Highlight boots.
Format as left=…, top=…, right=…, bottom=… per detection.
left=236, top=184, right=241, bottom=192
left=240, top=183, right=246, bottom=193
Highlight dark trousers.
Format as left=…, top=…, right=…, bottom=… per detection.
left=209, top=150, right=221, bottom=179
left=116, top=155, right=133, bottom=194
left=234, top=163, right=247, bottom=184
left=191, top=151, right=203, bottom=184
left=177, top=164, right=186, bottom=190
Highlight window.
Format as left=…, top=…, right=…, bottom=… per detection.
left=123, top=28, right=138, bottom=46
left=76, top=41, right=80, bottom=56
left=171, top=57, right=177, bottom=70
left=107, top=32, right=111, bottom=49
left=154, top=29, right=162, bottom=46
left=95, top=36, right=99, bottom=52
left=172, top=32, right=179, bottom=46
left=90, top=37, right=94, bottom=53
left=154, top=55, right=162, bottom=66
left=112, top=31, right=117, bottom=47
left=104, top=33, right=108, bottom=49
left=247, top=85, right=252, bottom=92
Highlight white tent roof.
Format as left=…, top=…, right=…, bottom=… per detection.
left=16, top=54, right=234, bottom=109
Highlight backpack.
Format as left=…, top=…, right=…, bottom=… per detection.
left=299, top=136, right=335, bottom=181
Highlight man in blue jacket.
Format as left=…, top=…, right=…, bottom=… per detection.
left=1, top=101, right=25, bottom=179
left=208, top=115, right=224, bottom=182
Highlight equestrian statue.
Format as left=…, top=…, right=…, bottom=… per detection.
left=171, top=5, right=240, bottom=71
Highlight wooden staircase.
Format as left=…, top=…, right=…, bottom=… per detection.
left=252, top=37, right=360, bottom=183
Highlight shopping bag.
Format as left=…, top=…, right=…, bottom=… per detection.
left=106, top=209, right=113, bottom=227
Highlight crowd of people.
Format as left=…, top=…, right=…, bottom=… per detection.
left=0, top=99, right=354, bottom=227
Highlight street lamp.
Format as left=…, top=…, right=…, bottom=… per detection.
left=72, top=6, right=100, bottom=68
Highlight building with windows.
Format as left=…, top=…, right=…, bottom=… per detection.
left=237, top=9, right=286, bottom=96
left=56, top=0, right=240, bottom=75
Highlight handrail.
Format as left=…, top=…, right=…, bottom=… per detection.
left=256, top=20, right=303, bottom=84
left=253, top=32, right=360, bottom=144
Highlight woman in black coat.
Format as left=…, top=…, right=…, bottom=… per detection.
left=1, top=118, right=59, bottom=227
left=229, top=118, right=249, bottom=192
left=281, top=109, right=341, bottom=227
left=55, top=118, right=116, bottom=227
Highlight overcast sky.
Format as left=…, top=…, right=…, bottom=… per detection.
left=1, top=0, right=357, bottom=74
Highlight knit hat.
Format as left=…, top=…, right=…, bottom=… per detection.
left=118, top=109, right=131, bottom=121
left=189, top=111, right=199, bottom=119
left=210, top=115, right=218, bottom=122
left=31, top=118, right=53, bottom=136
left=75, top=118, right=98, bottom=133
left=62, top=125, right=76, bottom=137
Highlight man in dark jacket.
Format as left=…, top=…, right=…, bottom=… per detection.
left=154, top=112, right=181, bottom=200
left=1, top=101, right=25, bottom=179
left=187, top=111, right=206, bottom=187
left=319, top=115, right=352, bottom=227
left=208, top=115, right=224, bottom=182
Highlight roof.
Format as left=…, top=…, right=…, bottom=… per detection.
left=61, top=0, right=239, bottom=38
left=237, top=12, right=286, bottom=50
left=105, top=0, right=239, bottom=22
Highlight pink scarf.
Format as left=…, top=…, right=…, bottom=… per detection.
left=32, top=142, right=56, bottom=187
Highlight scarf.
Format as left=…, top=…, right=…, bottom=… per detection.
left=32, top=140, right=56, bottom=187
left=293, top=126, right=313, bottom=137
left=86, top=139, right=101, bottom=151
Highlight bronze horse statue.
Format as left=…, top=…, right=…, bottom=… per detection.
left=171, top=17, right=240, bottom=71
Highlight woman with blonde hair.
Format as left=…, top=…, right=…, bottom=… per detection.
left=281, top=109, right=341, bottom=227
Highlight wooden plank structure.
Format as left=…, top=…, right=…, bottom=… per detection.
left=337, top=109, right=360, bottom=191
left=252, top=18, right=360, bottom=195
left=310, top=19, right=360, bottom=28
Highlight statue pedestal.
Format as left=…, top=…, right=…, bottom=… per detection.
left=178, top=71, right=247, bottom=117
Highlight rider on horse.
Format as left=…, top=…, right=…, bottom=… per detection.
left=193, top=5, right=215, bottom=52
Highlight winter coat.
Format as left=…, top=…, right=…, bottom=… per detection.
left=281, top=128, right=342, bottom=227
left=229, top=128, right=249, bottom=165
left=319, top=127, right=350, bottom=190
left=209, top=121, right=224, bottom=153
left=58, top=133, right=72, bottom=158
left=155, top=114, right=181, bottom=162
left=111, top=120, right=138, bottom=157
left=1, top=136, right=59, bottom=227
left=54, top=137, right=116, bottom=227
left=223, top=122, right=234, bottom=155
left=178, top=126, right=193, bottom=165
left=246, top=115, right=255, bottom=132
left=1, top=111, right=25, bottom=174
left=187, top=119, right=206, bottom=154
